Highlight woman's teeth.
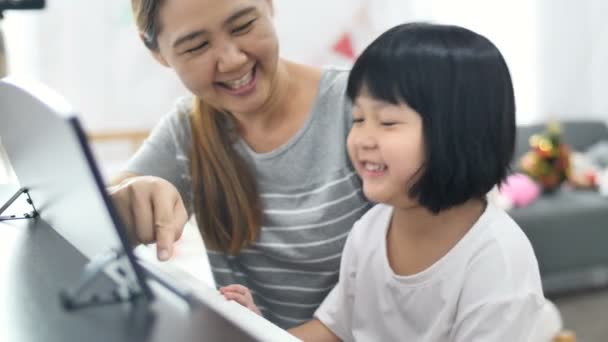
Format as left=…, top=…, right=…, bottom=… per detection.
left=225, top=70, right=253, bottom=89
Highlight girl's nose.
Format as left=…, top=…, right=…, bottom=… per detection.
left=352, top=129, right=378, bottom=150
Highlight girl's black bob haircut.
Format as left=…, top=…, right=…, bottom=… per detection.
left=347, top=22, right=516, bottom=213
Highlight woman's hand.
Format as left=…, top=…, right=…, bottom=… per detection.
left=220, top=284, right=262, bottom=316
left=108, top=175, right=188, bottom=261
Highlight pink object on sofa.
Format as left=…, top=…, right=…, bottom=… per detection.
left=499, top=173, right=541, bottom=207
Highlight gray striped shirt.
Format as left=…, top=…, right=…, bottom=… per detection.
left=125, top=67, right=371, bottom=328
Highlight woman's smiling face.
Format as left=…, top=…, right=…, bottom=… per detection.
left=153, top=0, right=279, bottom=115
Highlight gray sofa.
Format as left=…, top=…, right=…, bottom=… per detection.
left=509, top=120, right=608, bottom=295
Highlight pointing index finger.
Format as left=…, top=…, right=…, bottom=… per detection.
left=151, top=190, right=181, bottom=261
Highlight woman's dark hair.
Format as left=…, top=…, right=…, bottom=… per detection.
left=132, top=0, right=262, bottom=254
left=131, top=0, right=163, bottom=51
left=347, top=22, right=516, bottom=213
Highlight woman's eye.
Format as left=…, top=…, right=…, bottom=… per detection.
left=381, top=122, right=397, bottom=126
left=352, top=118, right=364, bottom=124
left=232, top=19, right=256, bottom=34
left=185, top=41, right=209, bottom=54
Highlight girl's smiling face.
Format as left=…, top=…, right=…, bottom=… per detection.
left=347, top=91, right=426, bottom=207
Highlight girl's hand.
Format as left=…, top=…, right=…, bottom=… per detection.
left=219, top=284, right=262, bottom=316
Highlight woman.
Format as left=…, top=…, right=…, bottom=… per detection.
left=110, top=0, right=370, bottom=328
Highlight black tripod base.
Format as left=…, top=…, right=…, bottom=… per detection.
left=0, top=187, right=38, bottom=221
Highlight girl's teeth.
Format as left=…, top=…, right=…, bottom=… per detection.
left=225, top=71, right=253, bottom=89
left=364, top=163, right=385, bottom=171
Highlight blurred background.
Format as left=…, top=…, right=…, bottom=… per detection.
left=1, top=2, right=608, bottom=340
left=1, top=0, right=607, bottom=177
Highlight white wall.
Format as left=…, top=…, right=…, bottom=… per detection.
left=4, top=0, right=384, bottom=132
left=3, top=1, right=186, bottom=132
left=274, top=0, right=426, bottom=66
left=431, top=0, right=539, bottom=124
left=2, top=0, right=607, bottom=132
left=536, top=0, right=608, bottom=123
left=588, top=1, right=608, bottom=119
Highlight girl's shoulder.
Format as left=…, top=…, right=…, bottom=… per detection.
left=481, top=204, right=536, bottom=254
left=348, top=203, right=392, bottom=243
left=462, top=204, right=541, bottom=287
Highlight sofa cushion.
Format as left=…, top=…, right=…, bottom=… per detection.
left=509, top=188, right=608, bottom=293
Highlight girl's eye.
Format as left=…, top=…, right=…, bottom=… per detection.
left=352, top=118, right=364, bottom=124
left=381, top=122, right=397, bottom=127
left=232, top=19, right=256, bottom=34
left=185, top=41, right=209, bottom=54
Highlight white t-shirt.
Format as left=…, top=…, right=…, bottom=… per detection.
left=314, top=203, right=545, bottom=342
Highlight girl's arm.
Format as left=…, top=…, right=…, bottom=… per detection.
left=451, top=293, right=545, bottom=341
left=219, top=284, right=262, bottom=316
left=288, top=319, right=341, bottom=342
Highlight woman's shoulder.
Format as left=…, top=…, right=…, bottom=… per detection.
left=160, top=96, right=193, bottom=129
left=172, top=96, right=194, bottom=119
left=146, top=96, right=193, bottom=147
left=318, top=66, right=351, bottom=94
left=310, top=67, right=352, bottom=125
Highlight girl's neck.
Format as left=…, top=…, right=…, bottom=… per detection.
left=385, top=198, right=487, bottom=276
left=391, top=198, right=486, bottom=241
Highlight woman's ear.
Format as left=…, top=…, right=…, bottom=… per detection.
left=265, top=0, right=274, bottom=16
left=151, top=50, right=170, bottom=68
left=139, top=33, right=170, bottom=68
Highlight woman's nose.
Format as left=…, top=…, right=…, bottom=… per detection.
left=216, top=41, right=247, bottom=73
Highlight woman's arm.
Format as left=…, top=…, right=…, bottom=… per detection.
left=106, top=99, right=192, bottom=260
left=107, top=172, right=188, bottom=260
left=109, top=171, right=141, bottom=186
left=288, top=319, right=341, bottom=342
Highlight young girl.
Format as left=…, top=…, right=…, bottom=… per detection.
left=222, top=22, right=545, bottom=341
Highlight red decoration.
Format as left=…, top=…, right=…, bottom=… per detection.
left=332, top=32, right=355, bottom=60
